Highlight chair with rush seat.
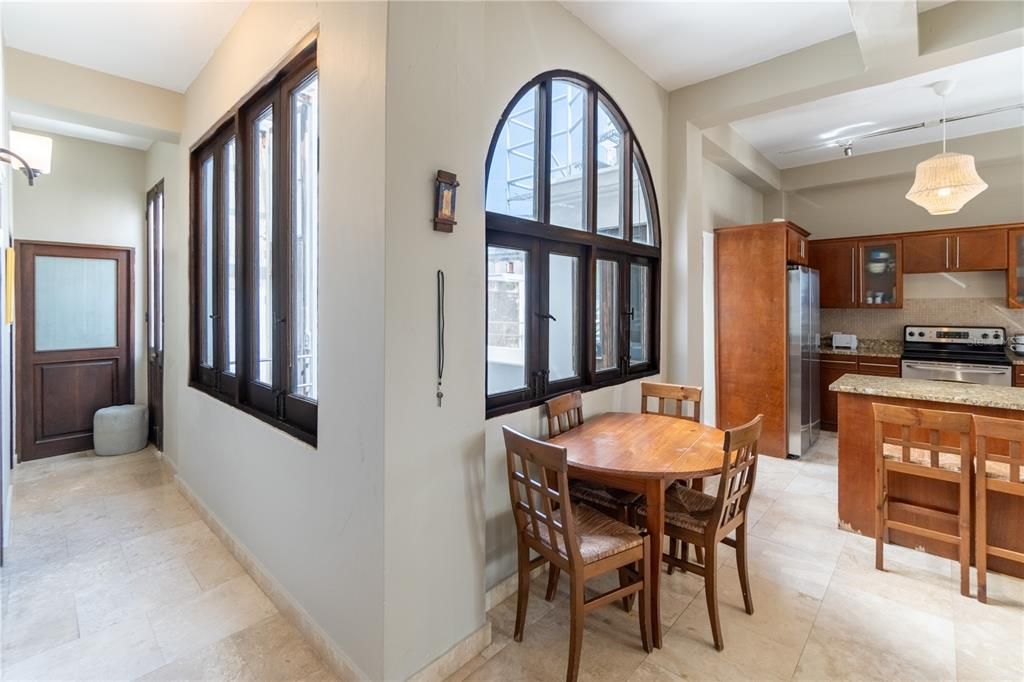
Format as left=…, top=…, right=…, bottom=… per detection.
left=502, top=426, right=652, bottom=682
left=873, top=404, right=973, bottom=596
left=641, top=414, right=763, bottom=651
left=972, top=415, right=1024, bottom=603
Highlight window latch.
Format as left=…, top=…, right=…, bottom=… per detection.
left=622, top=308, right=635, bottom=321
left=534, top=312, right=557, bottom=322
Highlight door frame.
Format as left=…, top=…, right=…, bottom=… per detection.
left=15, top=239, right=134, bottom=462
left=146, top=181, right=165, bottom=449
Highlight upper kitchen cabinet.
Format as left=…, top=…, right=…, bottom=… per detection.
left=1008, top=227, right=1024, bottom=308
left=809, top=238, right=858, bottom=308
left=904, top=227, right=1007, bottom=273
left=858, top=239, right=902, bottom=308
left=786, top=226, right=810, bottom=265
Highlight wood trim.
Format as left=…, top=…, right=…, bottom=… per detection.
left=809, top=221, right=1024, bottom=245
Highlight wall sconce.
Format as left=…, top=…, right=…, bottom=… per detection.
left=433, top=170, right=458, bottom=233
left=1, top=131, right=53, bottom=186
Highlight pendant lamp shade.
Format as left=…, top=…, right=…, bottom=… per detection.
left=905, top=151, right=988, bottom=215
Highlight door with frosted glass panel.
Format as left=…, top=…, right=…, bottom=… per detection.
left=16, top=241, right=133, bottom=461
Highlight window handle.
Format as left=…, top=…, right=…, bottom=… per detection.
left=622, top=307, right=635, bottom=320
left=535, top=312, right=557, bottom=322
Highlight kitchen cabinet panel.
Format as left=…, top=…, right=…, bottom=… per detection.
left=809, top=239, right=857, bottom=309
left=858, top=239, right=902, bottom=308
left=953, top=228, right=1007, bottom=271
left=903, top=233, right=951, bottom=273
left=819, top=353, right=901, bottom=431
left=787, top=228, right=809, bottom=265
left=1009, top=228, right=1024, bottom=308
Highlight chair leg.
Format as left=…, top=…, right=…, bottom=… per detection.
left=545, top=564, right=561, bottom=602
left=514, top=547, right=531, bottom=642
left=667, top=538, right=679, bottom=575
left=704, top=543, right=723, bottom=651
left=959, top=472, right=971, bottom=598
left=692, top=479, right=706, bottom=566
left=875, top=462, right=885, bottom=572
left=618, top=567, right=635, bottom=613
left=735, top=524, right=754, bottom=616
left=566, top=578, right=585, bottom=682
left=977, top=483, right=988, bottom=604
left=639, top=534, right=653, bottom=653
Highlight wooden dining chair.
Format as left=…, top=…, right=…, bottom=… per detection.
left=640, top=414, right=763, bottom=651
left=641, top=382, right=705, bottom=573
left=873, top=404, right=972, bottom=597
left=972, top=415, right=1024, bottom=604
left=502, top=426, right=652, bottom=682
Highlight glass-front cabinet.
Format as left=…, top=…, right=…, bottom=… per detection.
left=858, top=239, right=902, bottom=308
left=1009, top=228, right=1024, bottom=308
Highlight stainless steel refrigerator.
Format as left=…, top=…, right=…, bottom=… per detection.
left=787, top=266, right=820, bottom=458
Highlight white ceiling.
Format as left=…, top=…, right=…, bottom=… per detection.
left=560, top=1, right=854, bottom=91
left=1, top=1, right=248, bottom=92
left=732, top=48, right=1024, bottom=168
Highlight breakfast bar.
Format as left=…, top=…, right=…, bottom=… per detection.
left=832, top=374, right=1024, bottom=578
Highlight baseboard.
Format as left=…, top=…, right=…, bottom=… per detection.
left=485, top=564, right=547, bottom=611
left=175, top=475, right=367, bottom=681
left=408, top=621, right=491, bottom=682
left=153, top=446, right=177, bottom=477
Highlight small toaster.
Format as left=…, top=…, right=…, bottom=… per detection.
left=831, top=333, right=858, bottom=351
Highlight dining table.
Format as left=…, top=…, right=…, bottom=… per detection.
left=550, top=411, right=726, bottom=649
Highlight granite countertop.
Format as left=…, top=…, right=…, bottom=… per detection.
left=820, top=338, right=903, bottom=358
left=830, top=374, right=1024, bottom=411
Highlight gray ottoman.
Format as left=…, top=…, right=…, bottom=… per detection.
left=93, top=405, right=148, bottom=456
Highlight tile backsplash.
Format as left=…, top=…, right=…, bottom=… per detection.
left=821, top=297, right=1024, bottom=340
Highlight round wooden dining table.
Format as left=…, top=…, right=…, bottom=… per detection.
left=550, top=412, right=726, bottom=649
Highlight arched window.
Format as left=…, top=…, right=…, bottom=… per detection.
left=485, top=70, right=661, bottom=415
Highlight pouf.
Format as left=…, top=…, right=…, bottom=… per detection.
left=93, top=404, right=148, bottom=456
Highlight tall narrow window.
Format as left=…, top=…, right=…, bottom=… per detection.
left=487, top=246, right=529, bottom=397
left=225, top=138, right=238, bottom=374
left=549, top=79, right=586, bottom=230
left=632, top=147, right=654, bottom=245
left=596, top=101, right=624, bottom=238
left=200, top=155, right=215, bottom=367
left=548, top=253, right=579, bottom=382
left=594, top=259, right=619, bottom=372
left=629, top=263, right=650, bottom=365
left=291, top=74, right=318, bottom=400
left=486, top=85, right=539, bottom=220
left=254, top=107, right=274, bottom=386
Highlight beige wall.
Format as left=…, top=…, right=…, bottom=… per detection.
left=12, top=131, right=148, bottom=404
left=0, top=16, right=11, bottom=540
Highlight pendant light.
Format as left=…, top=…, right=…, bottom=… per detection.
left=906, top=80, right=988, bottom=215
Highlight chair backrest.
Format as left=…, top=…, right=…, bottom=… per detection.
left=502, top=426, right=581, bottom=568
left=710, top=414, right=762, bottom=536
left=973, top=415, right=1024, bottom=490
left=872, top=403, right=972, bottom=473
left=546, top=390, right=584, bottom=437
left=641, top=382, right=702, bottom=422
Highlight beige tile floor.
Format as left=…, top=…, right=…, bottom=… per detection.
left=1, top=447, right=337, bottom=681
left=452, top=432, right=1024, bottom=681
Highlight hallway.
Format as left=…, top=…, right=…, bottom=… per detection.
left=1, top=448, right=337, bottom=681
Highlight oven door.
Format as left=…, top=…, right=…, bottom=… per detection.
left=900, top=360, right=1012, bottom=386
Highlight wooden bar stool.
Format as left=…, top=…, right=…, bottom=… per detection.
left=872, top=404, right=972, bottom=596
left=640, top=382, right=704, bottom=572
left=502, top=426, right=652, bottom=682
left=972, top=415, right=1024, bottom=604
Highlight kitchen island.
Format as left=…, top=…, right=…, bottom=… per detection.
left=832, top=374, right=1024, bottom=578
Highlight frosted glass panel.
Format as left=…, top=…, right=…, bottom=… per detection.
left=36, top=256, right=117, bottom=351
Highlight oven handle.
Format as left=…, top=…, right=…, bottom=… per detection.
left=903, top=362, right=1009, bottom=375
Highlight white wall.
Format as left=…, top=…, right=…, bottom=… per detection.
left=0, top=14, right=12, bottom=544
left=12, top=131, right=147, bottom=404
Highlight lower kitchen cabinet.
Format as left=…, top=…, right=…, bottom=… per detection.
left=820, top=353, right=900, bottom=431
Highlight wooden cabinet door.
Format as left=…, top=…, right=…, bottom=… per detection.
left=820, top=355, right=857, bottom=430
left=787, top=228, right=808, bottom=265
left=903, top=233, right=951, bottom=273
left=856, top=356, right=901, bottom=377
left=809, top=239, right=857, bottom=309
left=953, top=228, right=1008, bottom=271
left=1008, top=228, right=1024, bottom=308
left=858, top=239, right=902, bottom=308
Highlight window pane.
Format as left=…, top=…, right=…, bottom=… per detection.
left=254, top=107, right=274, bottom=385
left=291, top=73, right=318, bottom=400
left=632, top=148, right=654, bottom=245
left=147, top=198, right=155, bottom=349
left=201, top=155, right=214, bottom=367
left=549, top=79, right=586, bottom=230
left=630, top=263, right=650, bottom=365
left=548, top=253, right=578, bottom=381
left=596, top=101, right=624, bottom=238
left=156, top=191, right=164, bottom=352
left=225, top=138, right=237, bottom=374
left=486, top=86, right=538, bottom=220
left=35, top=256, right=117, bottom=351
left=594, top=259, right=619, bottom=371
left=487, top=246, right=528, bottom=395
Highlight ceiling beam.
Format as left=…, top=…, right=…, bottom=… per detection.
left=702, top=125, right=781, bottom=193
left=671, top=0, right=1023, bottom=129
left=848, top=0, right=919, bottom=69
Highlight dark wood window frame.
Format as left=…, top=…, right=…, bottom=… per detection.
left=189, top=40, right=318, bottom=445
left=485, top=70, right=661, bottom=418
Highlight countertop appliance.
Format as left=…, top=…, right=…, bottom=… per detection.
left=788, top=266, right=820, bottom=458
left=901, top=326, right=1011, bottom=386
left=831, top=333, right=858, bottom=351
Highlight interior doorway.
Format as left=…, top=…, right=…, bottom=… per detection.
left=146, top=181, right=165, bottom=449
left=15, top=240, right=134, bottom=461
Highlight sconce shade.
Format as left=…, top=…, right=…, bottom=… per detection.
left=905, top=151, right=988, bottom=216
left=10, top=131, right=52, bottom=175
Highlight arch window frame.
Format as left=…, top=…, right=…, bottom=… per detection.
left=485, top=70, right=661, bottom=417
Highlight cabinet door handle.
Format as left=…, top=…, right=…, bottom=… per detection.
left=850, top=247, right=855, bottom=304
left=956, top=236, right=960, bottom=269
left=945, top=236, right=949, bottom=270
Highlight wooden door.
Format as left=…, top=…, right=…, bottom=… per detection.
left=953, top=228, right=1008, bottom=271
left=146, top=183, right=165, bottom=449
left=786, top=228, right=808, bottom=265
left=16, top=241, right=133, bottom=461
left=857, top=239, right=901, bottom=308
left=809, top=239, right=857, bottom=309
left=903, top=233, right=951, bottom=273
left=819, top=354, right=857, bottom=431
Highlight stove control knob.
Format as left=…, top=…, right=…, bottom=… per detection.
left=982, top=333, right=990, bottom=339
left=994, top=333, right=1001, bottom=340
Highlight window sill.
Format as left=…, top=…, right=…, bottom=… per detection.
left=485, top=368, right=660, bottom=420
left=189, top=381, right=317, bottom=447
